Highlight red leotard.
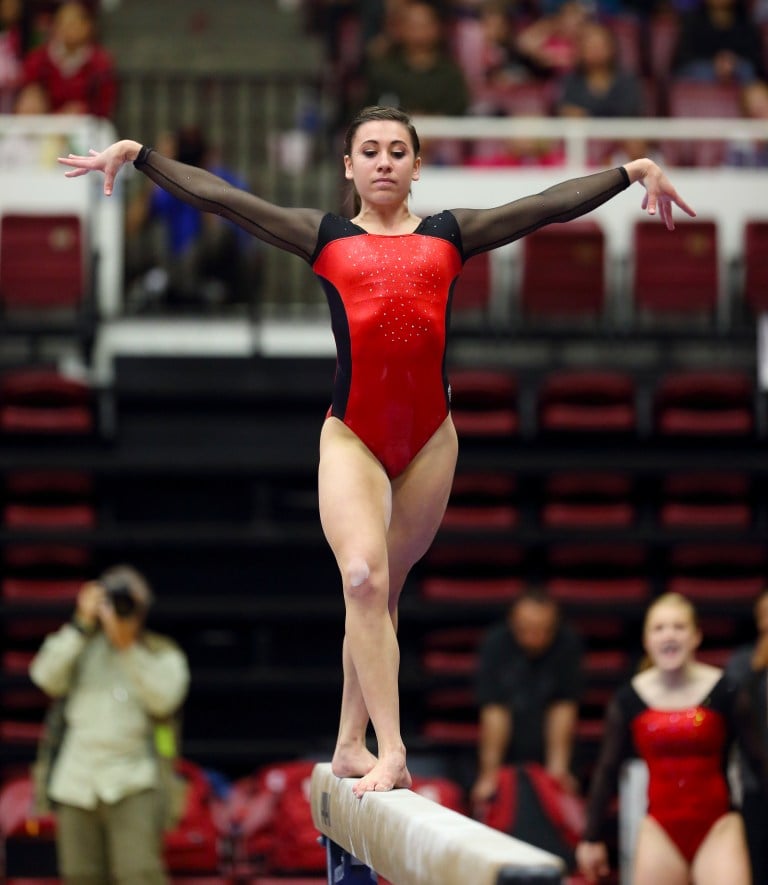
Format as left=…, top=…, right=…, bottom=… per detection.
left=312, top=213, right=461, bottom=477
left=133, top=148, right=631, bottom=476
left=632, top=705, right=730, bottom=862
left=583, top=676, right=766, bottom=864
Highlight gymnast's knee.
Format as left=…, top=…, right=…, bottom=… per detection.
left=342, top=556, right=377, bottom=599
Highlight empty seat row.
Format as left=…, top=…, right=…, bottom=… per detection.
left=0, top=367, right=95, bottom=436
left=452, top=218, right=768, bottom=325
left=443, top=469, right=759, bottom=532
left=450, top=367, right=758, bottom=438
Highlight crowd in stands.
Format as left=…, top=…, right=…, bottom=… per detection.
left=0, top=0, right=115, bottom=118
left=307, top=0, right=768, bottom=167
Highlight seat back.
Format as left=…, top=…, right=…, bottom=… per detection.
left=633, top=220, right=718, bottom=317
left=0, top=214, right=85, bottom=309
left=744, top=220, right=768, bottom=314
left=521, top=221, right=605, bottom=319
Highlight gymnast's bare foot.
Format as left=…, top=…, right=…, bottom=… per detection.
left=352, top=749, right=411, bottom=798
left=332, top=743, right=378, bottom=779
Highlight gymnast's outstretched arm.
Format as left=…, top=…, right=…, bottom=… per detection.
left=58, top=140, right=324, bottom=262
left=454, top=158, right=696, bottom=259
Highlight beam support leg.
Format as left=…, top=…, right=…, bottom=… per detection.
left=324, top=836, right=378, bottom=884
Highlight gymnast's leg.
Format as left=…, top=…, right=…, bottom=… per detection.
left=321, top=416, right=458, bottom=795
left=319, top=417, right=401, bottom=795
left=631, top=817, right=689, bottom=885
left=691, top=813, right=751, bottom=885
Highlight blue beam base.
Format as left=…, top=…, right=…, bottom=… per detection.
left=323, top=836, right=378, bottom=884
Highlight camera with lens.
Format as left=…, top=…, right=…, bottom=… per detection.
left=101, top=575, right=138, bottom=618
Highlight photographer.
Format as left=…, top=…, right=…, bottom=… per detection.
left=29, top=565, right=189, bottom=885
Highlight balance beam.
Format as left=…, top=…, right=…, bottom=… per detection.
left=310, top=763, right=565, bottom=885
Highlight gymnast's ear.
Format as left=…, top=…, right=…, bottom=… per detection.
left=343, top=154, right=353, bottom=180
left=411, top=156, right=421, bottom=181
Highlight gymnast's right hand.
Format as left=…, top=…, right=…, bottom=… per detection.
left=58, top=139, right=143, bottom=197
left=576, top=840, right=611, bottom=882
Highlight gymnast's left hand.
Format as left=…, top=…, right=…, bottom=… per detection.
left=623, top=157, right=696, bottom=231
left=57, top=139, right=143, bottom=197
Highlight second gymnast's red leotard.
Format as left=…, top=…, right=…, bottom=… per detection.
left=583, top=676, right=766, bottom=864
left=133, top=147, right=631, bottom=477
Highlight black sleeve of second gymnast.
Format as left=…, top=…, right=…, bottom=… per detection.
left=582, top=683, right=637, bottom=842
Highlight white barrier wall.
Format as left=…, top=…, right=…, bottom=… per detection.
left=0, top=114, right=123, bottom=317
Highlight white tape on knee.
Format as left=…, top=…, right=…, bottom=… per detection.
left=348, top=559, right=370, bottom=589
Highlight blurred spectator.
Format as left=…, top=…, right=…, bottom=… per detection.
left=672, top=0, right=764, bottom=85
left=536, top=0, right=628, bottom=11
left=725, top=587, right=768, bottom=885
left=126, top=125, right=262, bottom=313
left=363, top=0, right=470, bottom=115
left=462, top=0, right=533, bottom=98
left=470, top=588, right=584, bottom=813
left=752, top=0, right=768, bottom=23
left=18, top=1, right=116, bottom=118
left=0, top=81, right=69, bottom=169
left=0, top=0, right=22, bottom=112
left=724, top=79, right=768, bottom=166
left=29, top=565, right=189, bottom=885
left=557, top=21, right=643, bottom=117
left=515, top=0, right=591, bottom=80
left=557, top=20, right=650, bottom=165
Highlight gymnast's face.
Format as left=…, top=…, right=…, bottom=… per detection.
left=643, top=601, right=701, bottom=672
left=344, top=121, right=421, bottom=208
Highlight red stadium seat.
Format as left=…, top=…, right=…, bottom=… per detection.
left=422, top=720, right=479, bottom=746
left=472, top=80, right=556, bottom=116
left=452, top=251, right=493, bottom=317
left=538, top=370, right=635, bottom=433
left=443, top=472, right=518, bottom=530
left=660, top=472, right=751, bottom=529
left=743, top=220, right=768, bottom=315
left=449, top=369, right=518, bottom=437
left=667, top=543, right=765, bottom=605
left=0, top=368, right=94, bottom=435
left=584, top=650, right=631, bottom=679
left=666, top=82, right=742, bottom=166
left=423, top=626, right=485, bottom=651
left=654, top=370, right=754, bottom=436
left=542, top=471, right=635, bottom=528
left=0, top=213, right=87, bottom=309
left=520, top=221, right=605, bottom=321
left=421, top=577, right=523, bottom=603
left=2, top=578, right=83, bottom=602
left=668, top=81, right=742, bottom=118
left=546, top=576, right=651, bottom=606
left=632, top=220, right=719, bottom=320
left=546, top=542, right=650, bottom=606
left=667, top=575, right=764, bottom=604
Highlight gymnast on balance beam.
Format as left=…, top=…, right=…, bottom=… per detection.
left=59, top=105, right=694, bottom=798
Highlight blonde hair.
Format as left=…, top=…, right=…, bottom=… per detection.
left=636, top=592, right=699, bottom=672
left=643, top=592, right=699, bottom=633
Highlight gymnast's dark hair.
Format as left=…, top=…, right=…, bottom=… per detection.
left=344, top=106, right=421, bottom=157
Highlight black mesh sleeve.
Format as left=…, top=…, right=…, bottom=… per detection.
left=134, top=148, right=324, bottom=262
left=582, top=690, right=634, bottom=842
left=452, top=166, right=631, bottom=259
